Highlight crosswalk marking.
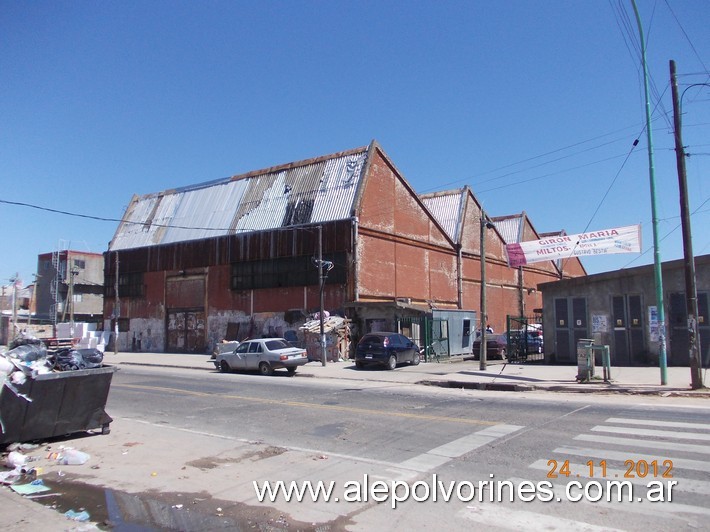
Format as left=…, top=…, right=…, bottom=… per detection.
left=459, top=502, right=624, bottom=531
left=528, top=459, right=710, bottom=495
left=591, top=425, right=710, bottom=442
left=398, top=424, right=523, bottom=472
left=501, top=412, right=710, bottom=530
left=605, top=417, right=710, bottom=431
left=552, top=446, right=710, bottom=473
left=508, top=476, right=710, bottom=518
left=574, top=433, right=710, bottom=454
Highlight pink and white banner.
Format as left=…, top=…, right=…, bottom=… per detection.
left=505, top=224, right=641, bottom=267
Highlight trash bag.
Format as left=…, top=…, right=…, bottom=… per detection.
left=6, top=343, right=48, bottom=363
left=53, top=348, right=104, bottom=371
left=8, top=335, right=45, bottom=351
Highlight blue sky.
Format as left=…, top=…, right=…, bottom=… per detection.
left=2, top=1, right=709, bottom=287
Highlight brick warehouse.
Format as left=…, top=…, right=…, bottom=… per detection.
left=103, top=141, right=585, bottom=353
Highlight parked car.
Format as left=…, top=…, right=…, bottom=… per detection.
left=214, top=338, right=308, bottom=376
left=508, top=330, right=543, bottom=355
left=211, top=340, right=240, bottom=360
left=472, top=333, right=508, bottom=360
left=355, top=332, right=420, bottom=370
left=473, top=331, right=543, bottom=361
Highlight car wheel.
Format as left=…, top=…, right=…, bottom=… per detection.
left=355, top=361, right=365, bottom=369
left=259, top=362, right=273, bottom=376
left=410, top=352, right=420, bottom=366
left=387, top=355, right=397, bottom=370
left=219, top=360, right=230, bottom=373
left=287, top=366, right=297, bottom=376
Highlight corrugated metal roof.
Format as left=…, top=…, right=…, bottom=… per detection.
left=110, top=147, right=368, bottom=251
left=420, top=190, right=464, bottom=243
left=492, top=215, right=523, bottom=244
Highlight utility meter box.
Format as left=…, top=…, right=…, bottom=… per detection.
left=576, top=338, right=595, bottom=381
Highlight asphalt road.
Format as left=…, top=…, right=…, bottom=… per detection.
left=10, top=365, right=710, bottom=531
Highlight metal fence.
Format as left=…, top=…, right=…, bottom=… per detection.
left=506, top=315, right=544, bottom=363
left=398, top=316, right=450, bottom=362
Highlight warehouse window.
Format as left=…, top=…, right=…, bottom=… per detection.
left=105, top=272, right=145, bottom=298
left=231, top=253, right=345, bottom=291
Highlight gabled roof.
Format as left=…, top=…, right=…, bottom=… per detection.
left=109, top=145, right=370, bottom=251
left=490, top=213, right=526, bottom=245
left=419, top=188, right=467, bottom=243
left=491, top=213, right=587, bottom=276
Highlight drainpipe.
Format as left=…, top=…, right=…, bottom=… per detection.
left=518, top=266, right=525, bottom=317
left=456, top=243, right=463, bottom=309
left=352, top=216, right=360, bottom=302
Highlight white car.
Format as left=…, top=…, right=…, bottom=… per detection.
left=214, top=338, right=308, bottom=376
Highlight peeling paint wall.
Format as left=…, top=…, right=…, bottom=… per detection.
left=207, top=310, right=304, bottom=353
left=128, top=318, right=164, bottom=351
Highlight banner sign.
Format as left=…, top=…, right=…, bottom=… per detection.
left=505, top=224, right=641, bottom=267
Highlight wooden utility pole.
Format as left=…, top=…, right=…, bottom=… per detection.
left=10, top=273, right=19, bottom=341
left=479, top=215, right=489, bottom=371
left=114, top=252, right=120, bottom=355
left=670, top=59, right=703, bottom=389
left=318, top=225, right=326, bottom=366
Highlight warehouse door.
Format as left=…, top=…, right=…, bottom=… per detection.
left=166, top=275, right=206, bottom=353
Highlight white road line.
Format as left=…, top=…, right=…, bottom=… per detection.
left=459, top=500, right=623, bottom=531
left=399, top=424, right=524, bottom=472
left=605, top=417, right=710, bottom=431
left=575, top=433, right=710, bottom=455
left=553, top=446, right=710, bottom=473
left=509, top=476, right=710, bottom=520
left=590, top=425, right=710, bottom=442
left=636, top=404, right=710, bottom=411
left=528, top=459, right=710, bottom=495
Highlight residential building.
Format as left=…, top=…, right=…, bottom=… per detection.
left=35, top=250, right=105, bottom=328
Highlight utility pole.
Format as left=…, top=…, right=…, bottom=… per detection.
left=479, top=215, right=489, bottom=370
left=68, top=265, right=79, bottom=336
left=318, top=225, right=326, bottom=366
left=632, top=0, right=667, bottom=384
left=670, top=59, right=703, bottom=389
left=28, top=274, right=40, bottom=327
left=10, top=273, right=19, bottom=341
left=114, top=252, right=120, bottom=355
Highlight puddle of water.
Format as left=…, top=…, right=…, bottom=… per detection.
left=30, top=477, right=344, bottom=531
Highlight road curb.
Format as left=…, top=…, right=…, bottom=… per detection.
left=418, top=379, right=710, bottom=397
left=114, top=361, right=710, bottom=397
left=418, top=379, right=535, bottom=392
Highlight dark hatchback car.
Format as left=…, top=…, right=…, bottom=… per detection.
left=472, top=334, right=508, bottom=360
left=472, top=331, right=543, bottom=360
left=355, top=332, right=420, bottom=370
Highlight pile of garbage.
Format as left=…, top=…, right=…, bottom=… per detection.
left=300, top=313, right=351, bottom=362
left=2, top=442, right=94, bottom=523
left=1, top=334, right=104, bottom=394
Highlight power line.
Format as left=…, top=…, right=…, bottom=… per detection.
left=620, top=194, right=710, bottom=269
left=663, top=0, right=710, bottom=78
left=419, top=122, right=651, bottom=195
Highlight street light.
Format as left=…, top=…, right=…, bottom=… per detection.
left=632, top=0, right=667, bottom=384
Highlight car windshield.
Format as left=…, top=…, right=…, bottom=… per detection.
left=361, top=335, right=383, bottom=344
left=265, top=339, right=291, bottom=351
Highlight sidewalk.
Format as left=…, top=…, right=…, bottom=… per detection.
left=106, top=351, right=710, bottom=397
